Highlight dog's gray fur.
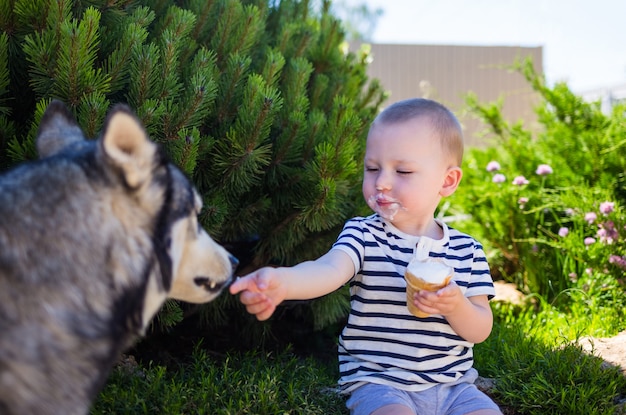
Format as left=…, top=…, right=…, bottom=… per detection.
left=0, top=100, right=237, bottom=415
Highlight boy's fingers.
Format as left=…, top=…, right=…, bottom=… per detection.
left=229, top=277, right=247, bottom=294
left=238, top=294, right=275, bottom=321
left=229, top=275, right=263, bottom=294
left=255, top=305, right=276, bottom=321
left=239, top=290, right=266, bottom=305
left=436, top=281, right=459, bottom=297
left=247, top=301, right=272, bottom=316
left=229, top=271, right=272, bottom=295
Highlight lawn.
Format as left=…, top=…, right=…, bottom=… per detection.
left=92, top=291, right=626, bottom=415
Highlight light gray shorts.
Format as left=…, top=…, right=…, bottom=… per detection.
left=345, top=369, right=501, bottom=415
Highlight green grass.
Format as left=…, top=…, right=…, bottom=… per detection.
left=92, top=346, right=348, bottom=415
left=94, top=295, right=626, bottom=415
left=475, top=304, right=626, bottom=415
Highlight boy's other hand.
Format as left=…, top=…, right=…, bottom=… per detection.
left=413, top=281, right=465, bottom=316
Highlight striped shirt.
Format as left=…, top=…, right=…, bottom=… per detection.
left=331, top=214, right=495, bottom=393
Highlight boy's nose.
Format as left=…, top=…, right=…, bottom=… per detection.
left=375, top=172, right=392, bottom=191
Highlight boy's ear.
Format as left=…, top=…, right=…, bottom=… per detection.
left=440, top=166, right=463, bottom=197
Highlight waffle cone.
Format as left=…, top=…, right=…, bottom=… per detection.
left=404, top=268, right=452, bottom=318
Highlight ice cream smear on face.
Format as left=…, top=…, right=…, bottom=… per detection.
left=405, top=260, right=452, bottom=284
left=367, top=194, right=406, bottom=221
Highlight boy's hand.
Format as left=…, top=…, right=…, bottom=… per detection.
left=412, top=281, right=465, bottom=316
left=412, top=282, right=493, bottom=343
left=229, top=267, right=287, bottom=321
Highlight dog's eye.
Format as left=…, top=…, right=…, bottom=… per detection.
left=164, top=236, right=171, bottom=248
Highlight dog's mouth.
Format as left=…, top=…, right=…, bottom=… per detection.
left=193, top=254, right=239, bottom=293
left=193, top=276, right=234, bottom=293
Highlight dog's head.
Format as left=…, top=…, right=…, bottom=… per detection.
left=159, top=164, right=239, bottom=304
left=37, top=100, right=238, bottom=324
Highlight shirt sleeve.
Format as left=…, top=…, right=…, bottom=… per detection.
left=331, top=218, right=365, bottom=278
left=466, top=242, right=496, bottom=300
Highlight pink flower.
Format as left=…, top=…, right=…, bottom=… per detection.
left=558, top=227, right=569, bottom=237
left=486, top=161, right=501, bottom=172
left=535, top=164, right=553, bottom=175
left=597, top=221, right=618, bottom=244
left=609, top=255, right=626, bottom=269
left=512, top=176, right=529, bottom=186
left=584, top=212, right=597, bottom=224
left=599, top=201, right=614, bottom=215
left=584, top=237, right=596, bottom=246
left=492, top=173, right=506, bottom=183
left=597, top=228, right=609, bottom=244
left=518, top=197, right=529, bottom=207
left=565, top=208, right=575, bottom=216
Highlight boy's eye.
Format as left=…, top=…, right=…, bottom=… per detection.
left=365, top=166, right=378, bottom=172
left=397, top=170, right=412, bottom=175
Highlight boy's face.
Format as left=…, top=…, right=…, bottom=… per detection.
left=363, top=117, right=459, bottom=232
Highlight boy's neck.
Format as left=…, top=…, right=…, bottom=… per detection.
left=389, top=217, right=443, bottom=239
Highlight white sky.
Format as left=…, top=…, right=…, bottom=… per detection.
left=340, top=0, right=626, bottom=92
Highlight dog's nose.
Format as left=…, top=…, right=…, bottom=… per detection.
left=229, top=254, right=239, bottom=271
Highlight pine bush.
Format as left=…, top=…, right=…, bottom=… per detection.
left=0, top=0, right=386, bottom=344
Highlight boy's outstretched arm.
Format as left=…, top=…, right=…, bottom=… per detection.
left=229, top=249, right=354, bottom=321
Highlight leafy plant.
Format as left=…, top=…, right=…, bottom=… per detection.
left=449, top=58, right=626, bottom=305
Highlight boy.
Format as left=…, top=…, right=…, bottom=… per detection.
left=230, top=98, right=501, bottom=415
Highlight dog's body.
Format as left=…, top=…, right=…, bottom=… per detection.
left=0, top=101, right=237, bottom=415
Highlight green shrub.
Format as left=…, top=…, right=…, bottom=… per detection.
left=0, top=0, right=386, bottom=336
left=449, top=61, right=626, bottom=413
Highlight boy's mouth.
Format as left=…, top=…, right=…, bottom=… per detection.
left=367, top=194, right=405, bottom=221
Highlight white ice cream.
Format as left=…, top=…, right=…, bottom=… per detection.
left=406, top=260, right=452, bottom=284
left=367, top=194, right=406, bottom=221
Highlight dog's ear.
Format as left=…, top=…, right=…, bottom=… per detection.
left=100, top=105, right=158, bottom=189
left=36, top=100, right=86, bottom=158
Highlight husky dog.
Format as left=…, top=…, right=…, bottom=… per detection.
left=0, top=100, right=238, bottom=415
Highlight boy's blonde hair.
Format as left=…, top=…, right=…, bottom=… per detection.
left=372, top=98, right=464, bottom=166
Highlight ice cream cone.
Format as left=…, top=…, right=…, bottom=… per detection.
left=404, top=260, right=453, bottom=317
